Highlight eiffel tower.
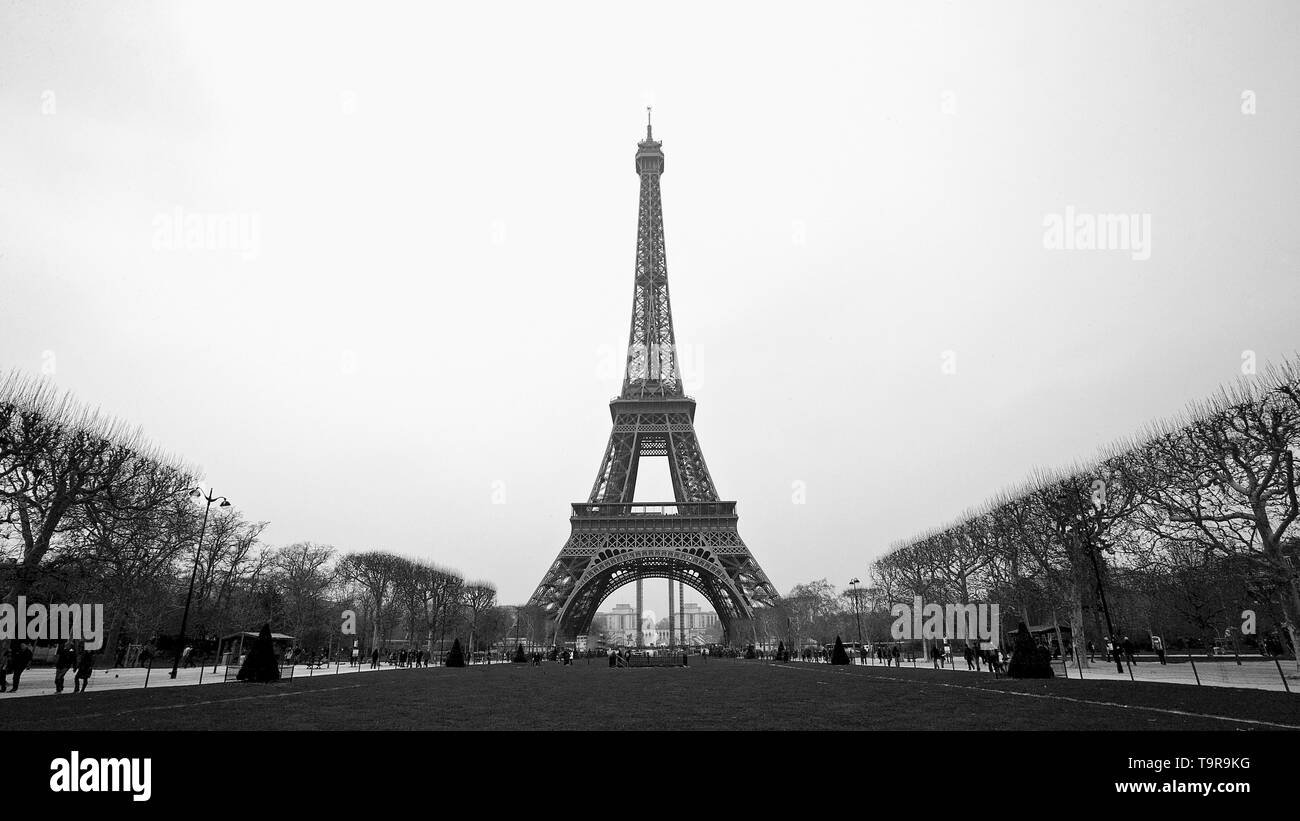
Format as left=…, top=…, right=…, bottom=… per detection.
left=528, top=114, right=780, bottom=645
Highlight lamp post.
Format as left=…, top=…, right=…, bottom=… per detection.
left=849, top=577, right=864, bottom=660
left=1063, top=490, right=1123, bottom=675
left=171, top=486, right=231, bottom=680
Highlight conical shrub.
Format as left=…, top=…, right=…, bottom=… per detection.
left=236, top=623, right=282, bottom=682
left=446, top=637, right=466, bottom=668
left=831, top=635, right=850, bottom=665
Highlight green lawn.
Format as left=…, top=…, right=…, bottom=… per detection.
left=3, top=659, right=1298, bottom=730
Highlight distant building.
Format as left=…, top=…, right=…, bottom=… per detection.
left=594, top=601, right=719, bottom=645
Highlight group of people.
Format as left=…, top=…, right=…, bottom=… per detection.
left=368, top=647, right=434, bottom=669
left=0, top=641, right=96, bottom=694
left=1087, top=637, right=1141, bottom=665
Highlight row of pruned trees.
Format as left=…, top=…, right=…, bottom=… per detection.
left=335, top=549, right=520, bottom=655
left=868, top=357, right=1300, bottom=668
left=741, top=579, right=878, bottom=650
left=0, top=371, right=511, bottom=664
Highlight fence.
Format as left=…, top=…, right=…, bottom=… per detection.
left=0, top=655, right=461, bottom=700
left=791, top=650, right=1299, bottom=693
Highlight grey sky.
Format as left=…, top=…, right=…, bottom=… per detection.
left=2, top=1, right=1297, bottom=618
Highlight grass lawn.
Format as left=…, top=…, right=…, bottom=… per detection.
left=2, top=658, right=1298, bottom=731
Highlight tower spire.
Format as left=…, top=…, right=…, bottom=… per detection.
left=626, top=117, right=675, bottom=398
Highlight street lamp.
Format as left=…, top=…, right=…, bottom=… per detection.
left=849, top=577, right=864, bottom=660
left=1062, top=490, right=1124, bottom=675
left=171, top=486, right=231, bottom=680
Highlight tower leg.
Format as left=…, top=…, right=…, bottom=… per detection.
left=679, top=580, right=686, bottom=647
left=636, top=579, right=644, bottom=648
left=668, top=580, right=675, bottom=650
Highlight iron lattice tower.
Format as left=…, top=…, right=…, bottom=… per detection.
left=528, top=117, right=780, bottom=645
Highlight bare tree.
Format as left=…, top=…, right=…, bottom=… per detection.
left=337, top=551, right=404, bottom=652
left=461, top=581, right=497, bottom=655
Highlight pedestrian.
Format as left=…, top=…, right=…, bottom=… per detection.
left=7, top=641, right=32, bottom=693
left=54, top=642, right=75, bottom=693
left=370, top=648, right=379, bottom=669
left=74, top=647, right=94, bottom=693
left=0, top=646, right=10, bottom=692
left=181, top=645, right=193, bottom=668
left=1122, top=636, right=1135, bottom=665
left=1087, top=640, right=1096, bottom=662
left=891, top=644, right=900, bottom=667
left=1151, top=635, right=1166, bottom=665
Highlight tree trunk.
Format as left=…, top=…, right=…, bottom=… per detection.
left=1051, top=610, right=1068, bottom=675
left=1069, top=588, right=1089, bottom=669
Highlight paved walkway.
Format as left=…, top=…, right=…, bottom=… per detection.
left=0, top=660, right=457, bottom=700
left=795, top=654, right=1300, bottom=692
left=6, top=654, right=1296, bottom=700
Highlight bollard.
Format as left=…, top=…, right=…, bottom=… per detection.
left=1274, top=657, right=1291, bottom=693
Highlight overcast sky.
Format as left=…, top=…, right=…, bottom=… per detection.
left=2, top=1, right=1297, bottom=618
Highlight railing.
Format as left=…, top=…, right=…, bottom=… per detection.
left=571, top=501, right=736, bottom=518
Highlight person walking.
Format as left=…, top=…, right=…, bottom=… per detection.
left=74, top=647, right=94, bottom=693
left=54, top=642, right=75, bottom=693
left=1151, top=635, right=1166, bottom=665
left=370, top=648, right=379, bottom=669
left=7, top=642, right=32, bottom=693
left=1122, top=636, right=1136, bottom=665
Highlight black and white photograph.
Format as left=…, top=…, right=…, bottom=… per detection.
left=1, top=0, right=1297, bottom=804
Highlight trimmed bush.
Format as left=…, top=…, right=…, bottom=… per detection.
left=446, top=638, right=466, bottom=668
left=236, top=623, right=282, bottom=682
left=1007, top=622, right=1054, bottom=678
left=831, top=635, right=850, bottom=665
